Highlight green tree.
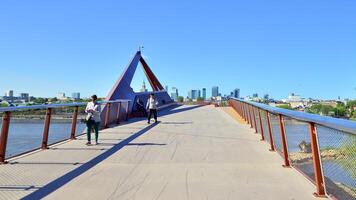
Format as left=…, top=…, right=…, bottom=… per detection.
left=177, top=96, right=184, bottom=103
left=196, top=97, right=204, bottom=102
left=33, top=98, right=46, bottom=104
left=333, top=102, right=346, bottom=117
left=276, top=104, right=292, bottom=110
left=0, top=103, right=8, bottom=107
left=321, top=105, right=333, bottom=115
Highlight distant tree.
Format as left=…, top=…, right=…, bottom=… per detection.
left=33, top=98, right=46, bottom=104
left=0, top=103, right=8, bottom=107
left=334, top=103, right=346, bottom=117
left=309, top=104, right=322, bottom=114
left=196, top=97, right=204, bottom=102
left=276, top=104, right=293, bottom=110
left=177, top=96, right=184, bottom=103
left=49, top=97, right=58, bottom=102
left=321, top=105, right=333, bottom=116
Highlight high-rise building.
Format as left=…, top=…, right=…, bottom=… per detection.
left=171, top=87, right=179, bottom=101
left=140, top=81, right=148, bottom=92
left=58, top=92, right=66, bottom=100
left=233, top=88, right=240, bottom=98
left=5, top=90, right=14, bottom=102
left=202, top=88, right=206, bottom=100
left=188, top=89, right=199, bottom=100
left=19, top=93, right=30, bottom=102
left=165, top=85, right=169, bottom=93
left=212, top=86, right=219, bottom=97
left=72, top=92, right=80, bottom=100
left=6, top=90, right=13, bottom=97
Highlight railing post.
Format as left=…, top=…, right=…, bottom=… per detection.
left=245, top=104, right=249, bottom=124
left=248, top=105, right=253, bottom=128
left=0, top=111, right=11, bottom=164
left=309, top=122, right=326, bottom=197
left=116, top=102, right=121, bottom=124
left=70, top=106, right=79, bottom=140
left=125, top=101, right=130, bottom=121
left=104, top=103, right=111, bottom=128
left=258, top=109, right=265, bottom=141
left=278, top=114, right=290, bottom=167
left=266, top=111, right=275, bottom=151
left=41, top=108, right=52, bottom=149
left=243, top=103, right=248, bottom=122
left=252, top=106, right=258, bottom=133
left=240, top=102, right=244, bottom=119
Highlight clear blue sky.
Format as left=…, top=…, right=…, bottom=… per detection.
left=1, top=0, right=355, bottom=100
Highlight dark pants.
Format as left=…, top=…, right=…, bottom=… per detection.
left=148, top=109, right=157, bottom=122
left=86, top=120, right=100, bottom=142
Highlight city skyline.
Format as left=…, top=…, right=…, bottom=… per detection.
left=1, top=1, right=356, bottom=100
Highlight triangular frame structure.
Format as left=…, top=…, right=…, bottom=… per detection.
left=101, top=51, right=172, bottom=121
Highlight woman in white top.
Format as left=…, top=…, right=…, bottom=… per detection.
left=146, top=93, right=158, bottom=124
left=85, top=95, right=101, bottom=145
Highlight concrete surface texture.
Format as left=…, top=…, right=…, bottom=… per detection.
left=0, top=105, right=323, bottom=200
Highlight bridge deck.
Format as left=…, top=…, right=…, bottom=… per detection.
left=0, top=105, right=320, bottom=200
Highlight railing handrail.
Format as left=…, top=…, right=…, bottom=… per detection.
left=229, top=97, right=356, bottom=134
left=0, top=99, right=131, bottom=113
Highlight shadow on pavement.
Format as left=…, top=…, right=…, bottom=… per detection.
left=22, top=122, right=160, bottom=200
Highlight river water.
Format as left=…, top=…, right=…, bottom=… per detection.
left=2, top=120, right=86, bottom=158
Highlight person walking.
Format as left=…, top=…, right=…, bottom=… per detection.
left=85, top=95, right=101, bottom=145
left=146, top=93, right=158, bottom=124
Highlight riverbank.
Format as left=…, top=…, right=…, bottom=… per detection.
left=1, top=115, right=87, bottom=123
left=289, top=149, right=346, bottom=164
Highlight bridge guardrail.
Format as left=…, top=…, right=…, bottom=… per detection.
left=0, top=99, right=131, bottom=163
left=228, top=98, right=356, bottom=199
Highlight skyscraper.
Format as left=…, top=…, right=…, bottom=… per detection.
left=6, top=90, right=13, bottom=97
left=165, top=85, right=168, bottom=93
left=19, top=93, right=29, bottom=102
left=72, top=92, right=80, bottom=100
left=212, top=86, right=219, bottom=97
left=233, top=88, right=240, bottom=98
left=171, top=87, right=178, bottom=101
left=202, top=88, right=206, bottom=100
left=188, top=89, right=199, bottom=99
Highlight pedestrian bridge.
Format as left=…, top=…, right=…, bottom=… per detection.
left=0, top=52, right=355, bottom=200
left=0, top=104, right=322, bottom=200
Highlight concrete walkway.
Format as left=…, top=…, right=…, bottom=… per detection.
left=0, top=105, right=321, bottom=200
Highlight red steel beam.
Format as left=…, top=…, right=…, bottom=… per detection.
left=116, top=102, right=121, bottom=124
left=278, top=114, right=290, bottom=167
left=266, top=111, right=275, bottom=151
left=309, top=122, right=327, bottom=197
left=252, top=106, right=258, bottom=133
left=0, top=111, right=11, bottom=164
left=104, top=103, right=111, bottom=128
left=248, top=105, right=253, bottom=128
left=258, top=109, right=265, bottom=141
left=126, top=101, right=130, bottom=121
left=70, top=106, right=79, bottom=140
left=41, top=108, right=52, bottom=149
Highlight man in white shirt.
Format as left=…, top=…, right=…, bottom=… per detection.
left=85, top=95, right=101, bottom=145
left=146, top=93, right=158, bottom=124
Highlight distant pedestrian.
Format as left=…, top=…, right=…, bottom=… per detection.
left=85, top=95, right=101, bottom=145
left=136, top=98, right=147, bottom=117
left=146, top=93, right=158, bottom=124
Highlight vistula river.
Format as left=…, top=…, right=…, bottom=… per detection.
left=1, top=119, right=86, bottom=158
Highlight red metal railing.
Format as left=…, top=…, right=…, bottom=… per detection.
left=0, top=99, right=130, bottom=163
left=228, top=98, right=356, bottom=198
